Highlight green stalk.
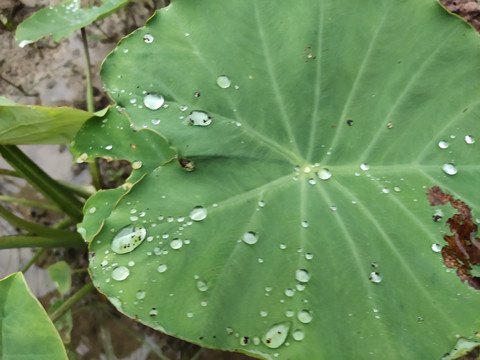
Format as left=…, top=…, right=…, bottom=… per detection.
left=0, top=169, right=18, bottom=177
left=20, top=248, right=46, bottom=273
left=0, top=204, right=76, bottom=238
left=0, top=195, right=61, bottom=212
left=50, top=282, right=95, bottom=323
left=0, top=234, right=85, bottom=249
left=80, top=27, right=103, bottom=190
left=0, top=145, right=83, bottom=221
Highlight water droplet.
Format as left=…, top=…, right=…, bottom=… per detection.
left=151, top=118, right=161, bottom=125
left=297, top=310, right=313, bottom=324
left=89, top=207, right=97, bottom=214
left=19, top=40, right=33, bottom=48
left=111, top=226, right=147, bottom=254
left=143, top=33, right=154, bottom=43
left=305, top=253, right=313, bottom=260
left=149, top=308, right=158, bottom=316
left=369, top=272, right=382, bottom=283
left=136, top=290, right=146, bottom=299
left=292, top=329, right=305, bottom=341
left=157, top=264, right=167, bottom=273
left=308, top=178, right=316, bottom=185
left=260, top=311, right=268, bottom=317
left=317, top=168, right=332, bottom=180
left=296, top=284, right=305, bottom=291
left=285, top=310, right=294, bottom=318
left=284, top=288, right=295, bottom=297
left=144, top=93, right=164, bottom=110
left=393, top=186, right=401, bottom=192
left=360, top=163, right=370, bottom=171
left=188, top=110, right=212, bottom=126
left=329, top=206, right=337, bottom=211
left=438, top=140, right=449, bottom=149
left=189, top=206, right=207, bottom=221
left=279, top=243, right=287, bottom=250
left=258, top=200, right=266, bottom=207
left=170, top=238, right=183, bottom=249
left=442, top=163, right=458, bottom=175
left=262, top=322, right=290, bottom=349
left=432, top=244, right=442, bottom=253
left=301, top=221, right=309, bottom=228
left=196, top=280, right=208, bottom=292
left=465, top=135, right=476, bottom=144
left=105, top=144, right=113, bottom=150
left=382, top=188, right=390, bottom=194
left=112, top=266, right=130, bottom=281
left=242, top=231, right=258, bottom=245
left=216, top=75, right=231, bottom=89
left=132, top=161, right=142, bottom=169
left=295, top=269, right=311, bottom=283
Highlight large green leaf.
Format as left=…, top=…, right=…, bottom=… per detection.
left=76, top=0, right=480, bottom=358
left=15, top=0, right=132, bottom=47
left=0, top=272, right=68, bottom=359
left=0, top=104, right=93, bottom=144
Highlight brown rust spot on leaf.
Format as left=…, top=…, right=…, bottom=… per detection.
left=426, top=186, right=480, bottom=290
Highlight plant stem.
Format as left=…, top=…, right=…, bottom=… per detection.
left=0, top=234, right=85, bottom=249
left=20, top=248, right=45, bottom=273
left=0, top=195, right=61, bottom=212
left=50, top=282, right=95, bottom=323
left=0, top=145, right=84, bottom=221
left=0, top=169, right=18, bottom=177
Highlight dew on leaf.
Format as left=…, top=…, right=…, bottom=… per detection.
left=297, top=310, right=313, bottom=324
left=438, top=140, right=449, bottom=149
left=216, top=75, right=232, bottom=88
left=285, top=288, right=295, bottom=297
left=369, top=272, right=382, bottom=283
left=292, top=329, right=305, bottom=341
left=149, top=308, right=158, bottom=316
left=305, top=253, right=313, bottom=260
left=132, top=161, right=143, bottom=169
left=442, top=163, right=458, bottom=175
left=157, top=264, right=167, bottom=273
left=188, top=110, right=212, bottom=126
left=143, top=93, right=164, bottom=110
left=432, top=244, right=442, bottom=253
left=196, top=280, right=209, bottom=292
left=136, top=290, right=146, bottom=299
left=295, top=269, right=311, bottom=283
left=317, top=168, right=332, bottom=180
left=151, top=118, right=161, bottom=125
left=262, top=322, right=291, bottom=349
left=112, top=266, right=130, bottom=281
left=465, top=135, right=476, bottom=144
left=301, top=221, right=309, bottom=228
left=143, top=33, right=154, bottom=43
left=242, top=231, right=258, bottom=245
left=111, top=225, right=147, bottom=254
left=105, top=144, right=113, bottom=150
left=360, top=163, right=370, bottom=171
left=189, top=206, right=207, bottom=221
left=170, top=238, right=183, bottom=249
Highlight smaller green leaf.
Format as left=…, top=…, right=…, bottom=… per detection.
left=49, top=300, right=73, bottom=344
left=0, top=105, right=93, bottom=144
left=47, top=261, right=72, bottom=295
left=0, top=272, right=68, bottom=360
left=15, top=0, right=132, bottom=46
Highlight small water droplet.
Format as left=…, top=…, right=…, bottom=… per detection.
left=149, top=308, right=158, bottom=316
left=170, top=238, right=183, bottom=249
left=297, top=310, right=313, bottom=324
left=295, top=269, right=311, bottom=283
left=216, top=75, right=231, bottom=89
left=465, top=135, right=476, bottom=144
left=284, top=288, right=295, bottom=297
left=301, top=221, right=309, bottom=228
left=305, top=253, right=313, bottom=260
left=151, top=118, right=161, bottom=125
left=105, top=144, right=113, bottom=150
left=382, top=188, right=390, bottom=194
left=438, top=140, right=449, bottom=149
left=260, top=311, right=268, bottom=317
left=292, top=329, right=305, bottom=341
left=393, top=186, right=401, bottom=192
left=369, top=272, right=382, bottom=283
left=187, top=110, right=212, bottom=126
left=186, top=312, right=194, bottom=318
left=308, top=178, right=316, bottom=185
left=330, top=206, right=337, bottom=211
left=262, top=322, right=290, bottom=349
left=258, top=200, right=266, bottom=207
left=157, top=264, right=167, bottom=273
left=285, top=310, right=294, bottom=317
left=112, top=266, right=130, bottom=281
left=111, top=226, right=147, bottom=254
left=143, top=33, right=154, bottom=43
left=196, top=280, right=208, bottom=292
left=136, top=290, right=146, bottom=299
left=432, top=244, right=442, bottom=253
left=360, top=163, right=370, bottom=171
left=89, top=207, right=97, bottom=214
left=442, top=163, right=458, bottom=175
left=317, top=168, right=332, bottom=180
left=132, top=161, right=142, bottom=169
left=242, top=231, right=258, bottom=245
left=189, top=206, right=207, bottom=221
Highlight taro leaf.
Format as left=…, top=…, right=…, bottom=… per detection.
left=78, top=0, right=480, bottom=359
left=47, top=261, right=72, bottom=295
left=15, top=0, right=131, bottom=46
left=0, top=104, right=93, bottom=144
left=0, top=272, right=68, bottom=359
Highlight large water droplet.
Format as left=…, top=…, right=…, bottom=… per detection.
left=144, top=93, right=164, bottom=110
left=189, top=206, right=207, bottom=221
left=465, top=135, right=476, bottom=144
left=242, top=231, right=258, bottom=245
left=262, top=322, right=290, bottom=349
left=188, top=110, right=212, bottom=126
left=442, top=163, right=457, bottom=175
left=360, top=163, right=370, bottom=171
left=317, top=168, right=332, bottom=180
left=170, top=238, right=183, bottom=249
left=196, top=280, right=209, bottom=292
left=143, top=33, right=154, bottom=43
left=369, top=271, right=382, bottom=283
left=432, top=244, right=442, bottom=253
left=295, top=269, right=311, bottom=283
left=112, top=266, right=130, bottom=281
left=157, top=264, right=168, bottom=273
left=292, top=329, right=305, bottom=341
left=438, top=140, right=449, bottom=149
left=216, top=75, right=231, bottom=89
left=297, top=310, right=313, bottom=324
left=111, top=226, right=147, bottom=254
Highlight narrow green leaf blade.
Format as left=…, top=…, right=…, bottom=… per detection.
left=0, top=272, right=68, bottom=359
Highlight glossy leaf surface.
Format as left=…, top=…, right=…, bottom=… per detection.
left=76, top=0, right=480, bottom=358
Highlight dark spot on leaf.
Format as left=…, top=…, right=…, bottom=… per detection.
left=242, top=336, right=249, bottom=344
left=426, top=186, right=480, bottom=289
left=433, top=214, right=443, bottom=222
left=346, top=119, right=353, bottom=126
left=194, top=92, right=200, bottom=97
left=266, top=338, right=271, bottom=344
left=179, top=158, right=195, bottom=172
